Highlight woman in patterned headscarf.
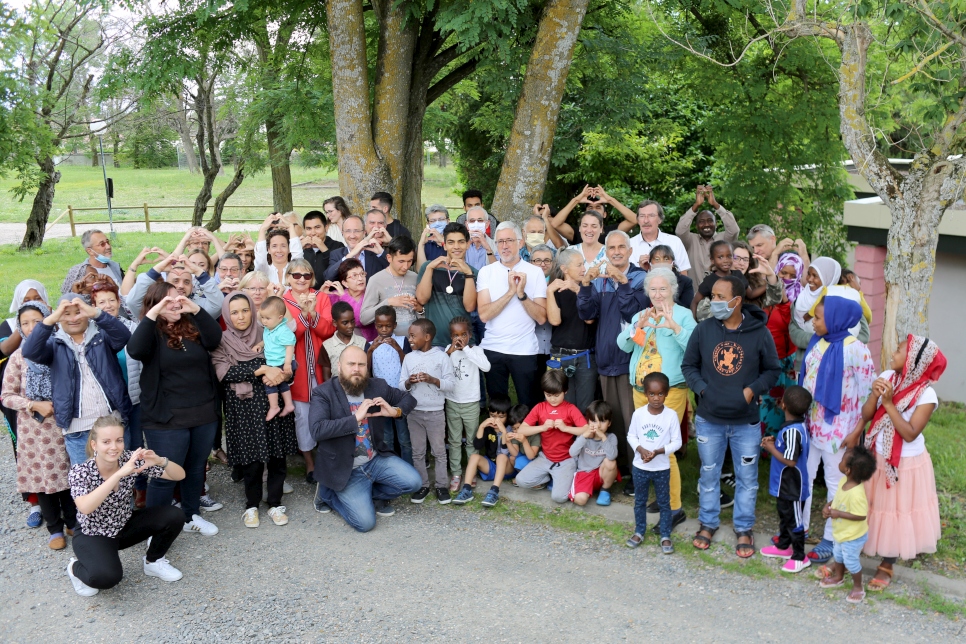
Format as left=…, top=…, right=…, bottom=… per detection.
left=849, top=335, right=945, bottom=592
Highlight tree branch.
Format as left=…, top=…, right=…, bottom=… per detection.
left=427, top=57, right=478, bottom=105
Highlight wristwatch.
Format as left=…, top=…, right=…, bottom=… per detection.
left=517, top=292, right=528, bottom=301
left=394, top=407, right=403, bottom=418
left=160, top=457, right=169, bottom=469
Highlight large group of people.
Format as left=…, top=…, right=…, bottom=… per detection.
left=0, top=186, right=946, bottom=604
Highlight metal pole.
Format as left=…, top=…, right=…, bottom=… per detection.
left=98, top=134, right=115, bottom=239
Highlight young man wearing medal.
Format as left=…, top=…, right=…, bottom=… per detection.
left=415, top=222, right=479, bottom=348
left=360, top=236, right=424, bottom=346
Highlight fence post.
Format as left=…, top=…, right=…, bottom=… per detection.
left=68, top=205, right=76, bottom=237
left=143, top=203, right=151, bottom=233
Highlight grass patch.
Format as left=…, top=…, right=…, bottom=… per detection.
left=474, top=498, right=630, bottom=545
left=885, top=583, right=966, bottom=619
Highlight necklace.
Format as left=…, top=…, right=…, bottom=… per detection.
left=444, top=263, right=458, bottom=294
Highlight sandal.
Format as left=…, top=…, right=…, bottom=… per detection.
left=661, top=539, right=674, bottom=555
left=819, top=576, right=845, bottom=589
left=734, top=530, right=756, bottom=558
left=626, top=533, right=643, bottom=549
left=814, top=564, right=834, bottom=580
left=692, top=525, right=717, bottom=550
left=846, top=589, right=866, bottom=604
left=867, top=565, right=893, bottom=592
left=806, top=539, right=833, bottom=564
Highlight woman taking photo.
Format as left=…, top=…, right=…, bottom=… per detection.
left=546, top=248, right=597, bottom=413
left=66, top=413, right=186, bottom=596
left=322, top=196, right=351, bottom=245
left=212, top=292, right=298, bottom=528
left=281, top=259, right=336, bottom=484
left=324, top=258, right=375, bottom=342
left=128, top=282, right=223, bottom=537
left=255, top=214, right=304, bottom=285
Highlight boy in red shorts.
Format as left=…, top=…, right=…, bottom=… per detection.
left=569, top=400, right=619, bottom=507
left=515, top=370, right=588, bottom=503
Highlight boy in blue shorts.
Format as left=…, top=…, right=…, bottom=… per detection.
left=453, top=395, right=513, bottom=507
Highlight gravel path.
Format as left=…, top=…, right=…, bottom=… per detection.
left=0, top=440, right=961, bottom=643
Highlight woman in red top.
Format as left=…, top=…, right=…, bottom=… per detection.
left=280, top=258, right=336, bottom=483
left=760, top=252, right=804, bottom=438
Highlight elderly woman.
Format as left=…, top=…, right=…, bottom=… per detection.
left=128, top=282, right=223, bottom=537
left=212, top=292, right=298, bottom=528
left=239, top=270, right=281, bottom=309
left=324, top=258, right=375, bottom=342
left=617, top=267, right=696, bottom=532
left=546, top=248, right=597, bottom=413
left=280, top=258, right=336, bottom=484
left=646, top=245, right=694, bottom=308
left=416, top=204, right=451, bottom=266
left=255, top=213, right=304, bottom=285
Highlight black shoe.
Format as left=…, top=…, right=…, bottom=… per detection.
left=411, top=487, right=430, bottom=504
left=623, top=482, right=635, bottom=497
left=435, top=487, right=452, bottom=505
left=651, top=509, right=687, bottom=534
left=230, top=465, right=243, bottom=483
left=374, top=500, right=394, bottom=517
left=647, top=500, right=659, bottom=513
left=720, top=491, right=734, bottom=508
left=305, top=471, right=315, bottom=485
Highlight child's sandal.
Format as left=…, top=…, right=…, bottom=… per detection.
left=661, top=539, right=674, bottom=555
left=845, top=589, right=866, bottom=604
left=626, top=533, right=643, bottom=549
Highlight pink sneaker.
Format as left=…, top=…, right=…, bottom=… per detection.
left=781, top=558, right=811, bottom=573
left=760, top=545, right=793, bottom=559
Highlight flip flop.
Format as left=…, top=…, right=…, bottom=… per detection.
left=819, top=577, right=845, bottom=589
left=845, top=589, right=866, bottom=604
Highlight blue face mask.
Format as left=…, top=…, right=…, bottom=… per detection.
left=94, top=253, right=111, bottom=264
left=428, top=221, right=447, bottom=236
left=710, top=296, right=738, bottom=320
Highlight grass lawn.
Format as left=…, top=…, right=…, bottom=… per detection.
left=0, top=163, right=465, bottom=225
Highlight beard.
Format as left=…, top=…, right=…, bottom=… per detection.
left=340, top=372, right=369, bottom=396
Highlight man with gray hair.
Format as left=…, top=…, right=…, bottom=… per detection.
left=61, top=230, right=124, bottom=294
left=628, top=200, right=690, bottom=273
left=675, top=185, right=740, bottom=283
left=747, top=224, right=811, bottom=278
left=476, top=221, right=548, bottom=408
left=464, top=206, right=497, bottom=271
left=416, top=204, right=450, bottom=266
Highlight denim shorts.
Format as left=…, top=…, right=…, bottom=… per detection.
left=832, top=533, right=868, bottom=574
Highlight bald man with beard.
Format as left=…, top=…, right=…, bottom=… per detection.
left=308, top=346, right=420, bottom=532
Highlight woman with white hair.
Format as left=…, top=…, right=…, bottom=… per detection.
left=546, top=248, right=597, bottom=413
left=416, top=204, right=451, bottom=266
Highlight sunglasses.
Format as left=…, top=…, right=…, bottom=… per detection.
left=289, top=272, right=313, bottom=281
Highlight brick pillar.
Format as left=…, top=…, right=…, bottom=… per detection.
left=853, top=244, right=886, bottom=364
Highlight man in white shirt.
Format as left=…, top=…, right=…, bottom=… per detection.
left=629, top=200, right=691, bottom=273
left=476, top=221, right=548, bottom=408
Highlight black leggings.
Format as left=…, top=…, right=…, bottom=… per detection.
left=242, top=457, right=286, bottom=509
left=37, top=490, right=77, bottom=535
left=71, top=505, right=184, bottom=589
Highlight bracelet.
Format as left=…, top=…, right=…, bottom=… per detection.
left=161, top=457, right=169, bottom=470
left=26, top=401, right=32, bottom=413
left=517, top=292, right=528, bottom=301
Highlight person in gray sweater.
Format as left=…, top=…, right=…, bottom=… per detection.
left=568, top=400, right=619, bottom=507
left=124, top=254, right=224, bottom=320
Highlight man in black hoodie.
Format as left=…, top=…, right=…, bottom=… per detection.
left=682, top=275, right=779, bottom=557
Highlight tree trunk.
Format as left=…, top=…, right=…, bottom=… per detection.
left=172, top=104, right=200, bottom=174
left=206, top=161, right=246, bottom=232
left=490, top=0, right=590, bottom=224
left=111, top=131, right=120, bottom=168
left=20, top=156, right=60, bottom=249
left=192, top=77, right=221, bottom=227
left=326, top=0, right=394, bottom=217
left=90, top=135, right=99, bottom=167
left=265, top=120, right=293, bottom=213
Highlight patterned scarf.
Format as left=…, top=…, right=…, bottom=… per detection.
left=16, top=301, right=53, bottom=402
left=864, top=335, right=946, bottom=487
left=775, top=252, right=804, bottom=303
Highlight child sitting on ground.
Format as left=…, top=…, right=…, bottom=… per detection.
left=505, top=403, right=539, bottom=478
left=819, top=444, right=877, bottom=604
left=452, top=398, right=514, bottom=508
left=760, top=385, right=813, bottom=573
left=366, top=306, right=411, bottom=464
left=626, top=372, right=681, bottom=554
left=257, top=296, right=296, bottom=420
left=320, top=301, right=366, bottom=381
left=568, top=400, right=619, bottom=507
left=515, top=370, right=588, bottom=504
left=444, top=315, right=491, bottom=492
left=400, top=319, right=455, bottom=504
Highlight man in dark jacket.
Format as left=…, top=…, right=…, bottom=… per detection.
left=22, top=294, right=132, bottom=465
left=301, top=210, right=345, bottom=289
left=577, top=230, right=648, bottom=486
left=682, top=275, right=780, bottom=557
left=309, top=346, right=420, bottom=532
left=323, top=214, right=389, bottom=283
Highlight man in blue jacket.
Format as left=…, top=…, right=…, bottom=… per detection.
left=23, top=294, right=132, bottom=466
left=577, top=230, right=648, bottom=491
left=682, top=275, right=780, bottom=558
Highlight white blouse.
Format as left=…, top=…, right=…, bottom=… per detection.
left=254, top=236, right=304, bottom=285
left=873, top=370, right=937, bottom=459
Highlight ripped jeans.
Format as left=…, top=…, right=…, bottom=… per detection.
left=694, top=416, right=760, bottom=533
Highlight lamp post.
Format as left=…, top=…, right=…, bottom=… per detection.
left=91, top=120, right=115, bottom=239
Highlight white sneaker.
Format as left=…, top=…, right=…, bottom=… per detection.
left=66, top=557, right=98, bottom=597
left=243, top=507, right=259, bottom=528
left=267, top=506, right=289, bottom=526
left=143, top=556, right=183, bottom=582
left=199, top=494, right=223, bottom=512
left=183, top=514, right=218, bottom=536
left=282, top=481, right=294, bottom=494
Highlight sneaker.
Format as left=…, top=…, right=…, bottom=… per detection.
left=411, top=486, right=430, bottom=504
left=761, top=545, right=793, bottom=559
left=453, top=487, right=474, bottom=505
left=282, top=481, right=294, bottom=494
left=650, top=509, right=687, bottom=534
left=268, top=506, right=289, bottom=526
left=26, top=509, right=42, bottom=529
left=781, top=558, right=811, bottom=573
left=313, top=483, right=331, bottom=513
left=143, top=556, right=183, bottom=582
left=623, top=482, right=635, bottom=497
left=304, top=471, right=315, bottom=485
left=719, top=491, right=734, bottom=508
left=481, top=488, right=499, bottom=507
left=243, top=507, right=259, bottom=528
left=720, top=471, right=736, bottom=488
left=374, top=500, right=395, bottom=517
left=48, top=533, right=66, bottom=550
left=596, top=490, right=611, bottom=506
left=435, top=487, right=451, bottom=505
left=449, top=475, right=462, bottom=492
left=183, top=514, right=218, bottom=536
left=199, top=494, right=223, bottom=512
left=66, top=558, right=98, bottom=597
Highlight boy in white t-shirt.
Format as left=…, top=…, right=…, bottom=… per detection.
left=443, top=316, right=491, bottom=491
left=626, top=372, right=681, bottom=554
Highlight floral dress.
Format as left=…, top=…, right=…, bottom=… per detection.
left=1, top=351, right=71, bottom=494
left=801, top=339, right=876, bottom=453
left=221, top=356, right=299, bottom=466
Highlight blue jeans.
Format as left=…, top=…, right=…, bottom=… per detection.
left=833, top=533, right=868, bottom=574
left=63, top=431, right=90, bottom=467
left=314, top=454, right=422, bottom=533
left=123, top=404, right=147, bottom=491
left=143, top=421, right=218, bottom=521
left=694, top=416, right=760, bottom=532
left=383, top=416, right=413, bottom=465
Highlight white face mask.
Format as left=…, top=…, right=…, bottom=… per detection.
left=467, top=222, right=486, bottom=233
left=526, top=233, right=544, bottom=247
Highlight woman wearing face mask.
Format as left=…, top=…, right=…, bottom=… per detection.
left=324, top=259, right=375, bottom=341
left=128, top=282, right=223, bottom=537
left=255, top=213, right=304, bottom=285
left=2, top=301, right=76, bottom=551
left=416, top=204, right=451, bottom=266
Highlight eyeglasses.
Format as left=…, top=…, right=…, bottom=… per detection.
left=244, top=287, right=267, bottom=293
left=732, top=256, right=750, bottom=264
left=532, top=258, right=553, bottom=265
left=496, top=239, right=517, bottom=246
left=289, top=272, right=312, bottom=281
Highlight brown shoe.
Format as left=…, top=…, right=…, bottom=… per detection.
left=65, top=528, right=74, bottom=537
left=49, top=534, right=67, bottom=550
left=212, top=448, right=229, bottom=465
left=134, top=489, right=147, bottom=509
